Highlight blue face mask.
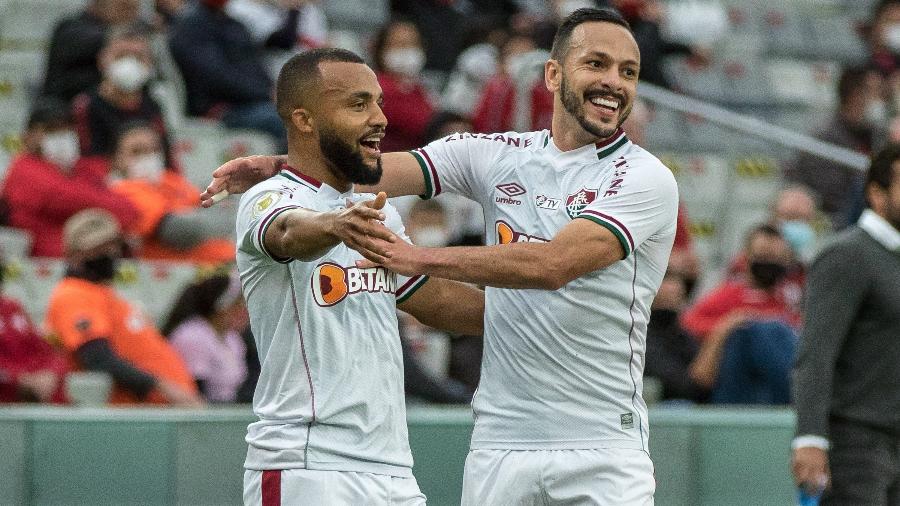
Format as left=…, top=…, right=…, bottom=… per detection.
left=781, top=220, right=816, bottom=254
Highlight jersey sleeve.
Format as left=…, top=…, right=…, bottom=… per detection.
left=380, top=202, right=429, bottom=303
left=235, top=182, right=313, bottom=264
left=577, top=155, right=679, bottom=258
left=412, top=131, right=536, bottom=202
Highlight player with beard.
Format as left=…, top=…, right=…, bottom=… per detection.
left=235, top=48, right=484, bottom=506
left=209, top=10, right=676, bottom=505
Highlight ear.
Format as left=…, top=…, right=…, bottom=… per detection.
left=865, top=182, right=887, bottom=215
left=545, top=59, right=562, bottom=93
left=291, top=108, right=314, bottom=133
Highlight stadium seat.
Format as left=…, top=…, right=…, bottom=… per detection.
left=0, top=0, right=88, bottom=51
left=173, top=120, right=230, bottom=189
left=766, top=59, right=839, bottom=109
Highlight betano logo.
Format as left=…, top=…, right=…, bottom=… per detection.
left=496, top=220, right=549, bottom=244
left=311, top=262, right=397, bottom=306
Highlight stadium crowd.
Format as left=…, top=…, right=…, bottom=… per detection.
left=0, top=0, right=895, bottom=421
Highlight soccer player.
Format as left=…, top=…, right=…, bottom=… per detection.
left=237, top=49, right=484, bottom=505
left=206, top=9, right=676, bottom=505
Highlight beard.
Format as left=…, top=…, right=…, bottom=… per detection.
left=318, top=126, right=383, bottom=185
left=560, top=73, right=631, bottom=141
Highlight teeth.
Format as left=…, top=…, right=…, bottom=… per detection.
left=590, top=97, right=619, bottom=109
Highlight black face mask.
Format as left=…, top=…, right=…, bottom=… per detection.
left=81, top=254, right=117, bottom=282
left=749, top=261, right=787, bottom=289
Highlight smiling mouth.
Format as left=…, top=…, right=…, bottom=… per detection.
left=588, top=95, right=620, bottom=112
left=359, top=134, right=383, bottom=154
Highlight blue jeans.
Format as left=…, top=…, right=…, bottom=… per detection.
left=222, top=102, right=287, bottom=153
left=710, top=321, right=798, bottom=405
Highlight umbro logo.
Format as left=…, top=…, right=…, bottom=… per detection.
left=495, top=182, right=525, bottom=206
left=496, top=182, right=526, bottom=197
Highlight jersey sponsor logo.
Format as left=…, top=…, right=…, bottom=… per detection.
left=251, top=191, right=283, bottom=219
left=620, top=412, right=634, bottom=429
left=311, top=262, right=397, bottom=306
left=496, top=220, right=549, bottom=244
left=535, top=194, right=561, bottom=211
left=565, top=188, right=598, bottom=219
left=604, top=157, right=629, bottom=197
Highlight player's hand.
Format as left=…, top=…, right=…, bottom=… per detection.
left=354, top=236, right=420, bottom=277
left=200, top=155, right=284, bottom=208
left=791, top=446, right=830, bottom=494
left=330, top=192, right=397, bottom=258
left=156, top=378, right=206, bottom=408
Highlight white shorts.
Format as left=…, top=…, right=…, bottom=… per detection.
left=243, top=469, right=426, bottom=506
left=461, top=448, right=655, bottom=506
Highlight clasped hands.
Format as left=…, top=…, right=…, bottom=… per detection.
left=334, top=192, right=418, bottom=276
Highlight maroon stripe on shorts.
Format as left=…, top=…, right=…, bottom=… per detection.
left=262, top=470, right=281, bottom=506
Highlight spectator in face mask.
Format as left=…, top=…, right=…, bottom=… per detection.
left=372, top=18, right=435, bottom=152
left=785, top=66, right=887, bottom=230
left=0, top=99, right=138, bottom=257
left=0, top=256, right=70, bottom=403
left=866, top=0, right=900, bottom=79
left=681, top=224, right=801, bottom=405
left=45, top=209, right=203, bottom=406
left=72, top=26, right=177, bottom=170
left=42, top=0, right=143, bottom=102
left=109, top=123, right=235, bottom=264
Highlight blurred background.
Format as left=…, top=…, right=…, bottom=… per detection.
left=0, top=0, right=890, bottom=504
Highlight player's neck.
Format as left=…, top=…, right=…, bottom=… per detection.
left=550, top=114, right=600, bottom=152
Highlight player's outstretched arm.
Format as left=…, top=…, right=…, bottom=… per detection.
left=201, top=152, right=428, bottom=207
left=397, top=278, right=484, bottom=336
left=265, top=192, right=396, bottom=262
left=355, top=218, right=625, bottom=290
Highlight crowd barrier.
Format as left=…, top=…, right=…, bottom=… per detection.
left=0, top=405, right=796, bottom=505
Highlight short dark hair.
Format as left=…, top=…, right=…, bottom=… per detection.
left=550, top=7, right=631, bottom=61
left=27, top=97, right=72, bottom=129
left=867, top=143, right=900, bottom=194
left=113, top=120, right=157, bottom=152
left=275, top=48, right=366, bottom=123
left=837, top=65, right=875, bottom=105
left=745, top=223, right=784, bottom=249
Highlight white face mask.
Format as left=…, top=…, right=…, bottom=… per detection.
left=865, top=99, right=889, bottom=127
left=40, top=130, right=80, bottom=172
left=128, top=152, right=165, bottom=183
left=106, top=56, right=151, bottom=92
left=884, top=24, right=900, bottom=53
left=383, top=48, right=426, bottom=77
left=413, top=226, right=451, bottom=247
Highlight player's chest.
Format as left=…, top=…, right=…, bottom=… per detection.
left=486, top=163, right=613, bottom=244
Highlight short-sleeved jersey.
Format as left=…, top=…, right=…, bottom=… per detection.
left=45, top=277, right=198, bottom=404
left=235, top=166, right=427, bottom=477
left=413, top=128, right=678, bottom=451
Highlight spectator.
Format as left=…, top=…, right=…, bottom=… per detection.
left=162, top=273, right=248, bottom=403
left=785, top=66, right=886, bottom=229
left=226, top=0, right=329, bottom=79
left=372, top=19, right=435, bottom=152
left=45, top=209, right=203, bottom=406
left=612, top=0, right=709, bottom=89
left=109, top=122, right=235, bottom=264
left=72, top=25, right=176, bottom=168
left=440, top=42, right=499, bottom=117
left=0, top=258, right=69, bottom=403
left=791, top=144, right=900, bottom=504
left=42, top=0, right=143, bottom=103
left=471, top=34, right=552, bottom=133
left=865, top=0, right=900, bottom=80
left=0, top=99, right=138, bottom=257
left=168, top=0, right=287, bottom=152
left=644, top=272, right=708, bottom=402
left=424, top=111, right=474, bottom=143
left=682, top=224, right=801, bottom=405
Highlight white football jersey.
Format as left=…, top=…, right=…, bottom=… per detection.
left=235, top=166, right=427, bottom=476
left=413, top=128, right=678, bottom=452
